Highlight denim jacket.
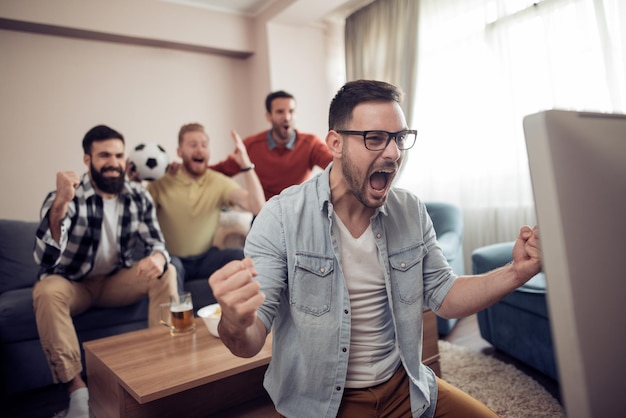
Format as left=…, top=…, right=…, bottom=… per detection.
left=246, top=164, right=457, bottom=418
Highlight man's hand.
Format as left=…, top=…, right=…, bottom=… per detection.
left=54, top=171, right=80, bottom=205
left=125, top=159, right=142, bottom=182
left=136, top=252, right=166, bottom=280
left=48, top=171, right=80, bottom=243
left=209, top=258, right=265, bottom=335
left=228, top=130, right=253, bottom=170
left=166, top=161, right=182, bottom=176
left=511, top=225, right=542, bottom=283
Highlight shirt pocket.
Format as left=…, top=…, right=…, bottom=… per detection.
left=389, top=243, right=427, bottom=304
left=291, top=253, right=334, bottom=316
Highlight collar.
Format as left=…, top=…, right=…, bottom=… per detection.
left=170, top=167, right=211, bottom=186
left=267, top=129, right=297, bottom=150
left=80, top=173, right=98, bottom=200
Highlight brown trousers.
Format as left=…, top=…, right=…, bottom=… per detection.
left=32, top=264, right=177, bottom=384
left=276, top=366, right=499, bottom=418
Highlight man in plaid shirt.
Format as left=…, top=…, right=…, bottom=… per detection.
left=33, top=125, right=178, bottom=418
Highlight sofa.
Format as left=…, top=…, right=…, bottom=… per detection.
left=0, top=219, right=149, bottom=398
left=472, top=241, right=559, bottom=380
left=425, top=202, right=465, bottom=336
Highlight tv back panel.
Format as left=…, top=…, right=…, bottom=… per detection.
left=523, top=109, right=626, bottom=418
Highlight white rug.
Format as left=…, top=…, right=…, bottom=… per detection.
left=438, top=340, right=565, bottom=417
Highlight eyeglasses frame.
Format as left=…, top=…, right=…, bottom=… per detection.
left=335, top=129, right=418, bottom=151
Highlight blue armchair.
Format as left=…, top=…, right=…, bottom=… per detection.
left=472, top=242, right=559, bottom=380
left=425, top=202, right=465, bottom=336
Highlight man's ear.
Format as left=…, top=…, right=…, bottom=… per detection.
left=177, top=147, right=182, bottom=158
left=326, top=130, right=343, bottom=157
left=265, top=111, right=272, bottom=123
left=83, top=153, right=90, bottom=167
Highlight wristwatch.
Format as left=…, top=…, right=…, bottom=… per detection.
left=156, top=254, right=168, bottom=279
left=240, top=164, right=255, bottom=172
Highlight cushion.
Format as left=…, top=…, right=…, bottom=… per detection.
left=0, top=220, right=39, bottom=293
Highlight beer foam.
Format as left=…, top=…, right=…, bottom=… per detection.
left=170, top=302, right=193, bottom=312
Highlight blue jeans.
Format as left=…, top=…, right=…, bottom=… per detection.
left=171, top=246, right=244, bottom=295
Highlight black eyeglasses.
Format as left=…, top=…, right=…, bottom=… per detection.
left=335, top=130, right=418, bottom=151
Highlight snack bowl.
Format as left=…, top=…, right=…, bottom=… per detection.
left=197, top=303, right=221, bottom=338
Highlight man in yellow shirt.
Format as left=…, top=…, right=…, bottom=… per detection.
left=146, top=123, right=264, bottom=307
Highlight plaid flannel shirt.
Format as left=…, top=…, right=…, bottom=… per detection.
left=34, top=173, right=169, bottom=280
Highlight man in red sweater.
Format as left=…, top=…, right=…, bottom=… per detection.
left=210, top=91, right=332, bottom=200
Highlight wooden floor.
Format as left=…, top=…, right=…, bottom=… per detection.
left=4, top=314, right=561, bottom=418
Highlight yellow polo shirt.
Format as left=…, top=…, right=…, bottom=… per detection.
left=147, top=169, right=239, bottom=257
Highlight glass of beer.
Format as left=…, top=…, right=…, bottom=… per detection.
left=160, top=292, right=196, bottom=335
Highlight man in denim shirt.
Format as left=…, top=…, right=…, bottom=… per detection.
left=210, top=80, right=541, bottom=418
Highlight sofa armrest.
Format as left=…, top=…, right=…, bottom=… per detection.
left=471, top=242, right=514, bottom=274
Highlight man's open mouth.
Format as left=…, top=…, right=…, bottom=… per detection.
left=370, top=170, right=394, bottom=191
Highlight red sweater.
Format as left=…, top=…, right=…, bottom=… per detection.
left=210, top=130, right=332, bottom=200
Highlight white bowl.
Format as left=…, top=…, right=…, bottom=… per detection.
left=197, top=303, right=221, bottom=338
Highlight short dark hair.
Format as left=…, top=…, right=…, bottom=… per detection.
left=265, top=90, right=295, bottom=113
left=82, top=125, right=124, bottom=154
left=328, top=80, right=404, bottom=131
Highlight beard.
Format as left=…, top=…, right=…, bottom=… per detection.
left=182, top=158, right=207, bottom=177
left=341, top=143, right=400, bottom=209
left=341, top=144, right=377, bottom=209
left=271, top=123, right=293, bottom=143
left=90, top=163, right=125, bottom=195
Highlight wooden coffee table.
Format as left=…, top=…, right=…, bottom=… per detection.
left=85, top=313, right=440, bottom=418
left=84, top=318, right=272, bottom=418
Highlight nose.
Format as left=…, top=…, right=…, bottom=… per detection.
left=382, top=137, right=402, bottom=161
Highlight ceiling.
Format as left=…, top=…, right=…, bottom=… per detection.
left=162, top=0, right=375, bottom=22
left=162, top=0, right=276, bottom=16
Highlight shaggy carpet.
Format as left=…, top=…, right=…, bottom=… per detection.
left=438, top=340, right=565, bottom=417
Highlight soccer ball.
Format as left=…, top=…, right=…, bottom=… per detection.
left=128, top=142, right=169, bottom=181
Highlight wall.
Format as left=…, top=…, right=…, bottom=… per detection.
left=0, top=1, right=346, bottom=221
left=0, top=28, right=252, bottom=221
left=267, top=21, right=344, bottom=139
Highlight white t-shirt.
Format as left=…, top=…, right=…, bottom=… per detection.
left=334, top=214, right=400, bottom=388
left=88, top=197, right=121, bottom=277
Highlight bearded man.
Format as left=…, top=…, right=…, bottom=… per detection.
left=33, top=124, right=178, bottom=418
left=208, top=80, right=541, bottom=418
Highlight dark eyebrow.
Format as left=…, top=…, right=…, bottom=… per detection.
left=96, top=151, right=125, bottom=158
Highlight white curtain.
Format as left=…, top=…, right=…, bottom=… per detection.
left=394, top=0, right=626, bottom=270
left=345, top=0, right=420, bottom=120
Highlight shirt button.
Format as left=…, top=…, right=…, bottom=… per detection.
left=400, top=262, right=406, bottom=268
left=342, top=347, right=347, bottom=352
left=320, top=267, right=325, bottom=273
left=336, top=386, right=341, bottom=391
left=344, top=309, right=349, bottom=315
left=376, top=233, right=382, bottom=239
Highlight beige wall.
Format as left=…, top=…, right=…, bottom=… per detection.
left=0, top=1, right=347, bottom=221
